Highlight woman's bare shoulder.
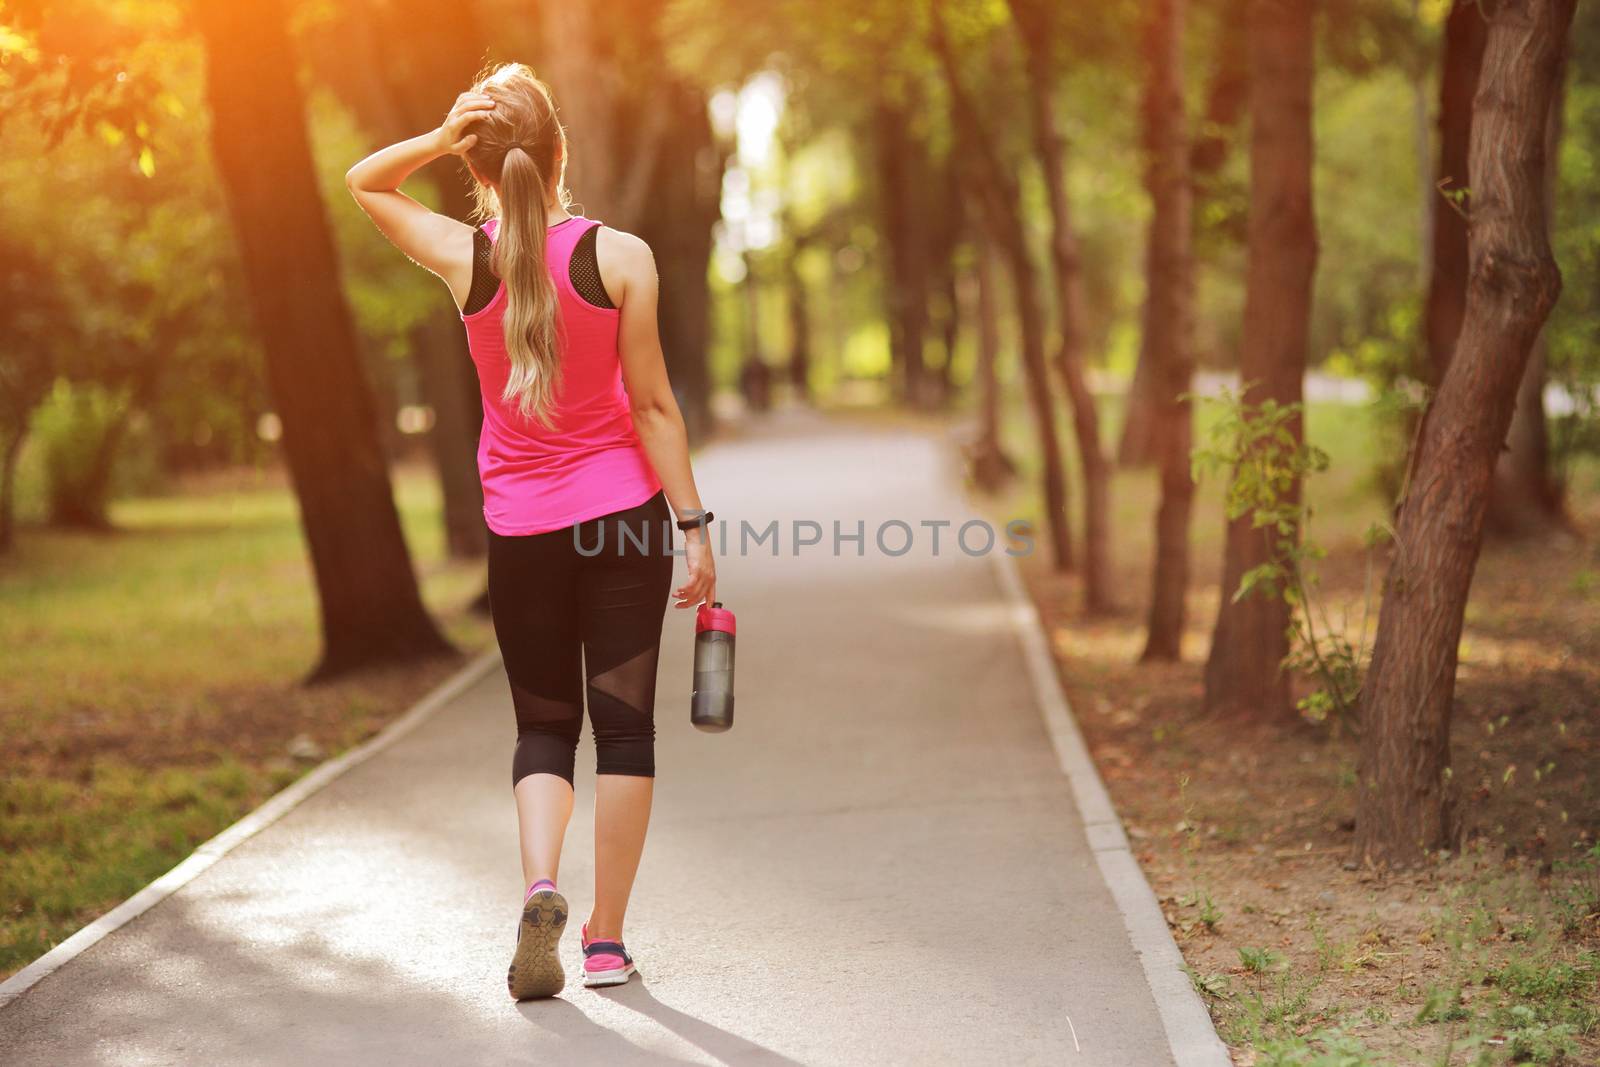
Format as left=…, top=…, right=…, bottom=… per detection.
left=594, top=226, right=657, bottom=301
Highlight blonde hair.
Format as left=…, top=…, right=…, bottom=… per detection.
left=464, top=64, right=572, bottom=425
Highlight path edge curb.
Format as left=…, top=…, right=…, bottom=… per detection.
left=991, top=552, right=1233, bottom=1067
left=0, top=646, right=503, bottom=1010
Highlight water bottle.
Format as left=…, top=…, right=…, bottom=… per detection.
left=692, top=602, right=736, bottom=732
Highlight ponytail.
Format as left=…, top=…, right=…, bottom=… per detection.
left=495, top=147, right=562, bottom=426
left=462, top=63, right=571, bottom=427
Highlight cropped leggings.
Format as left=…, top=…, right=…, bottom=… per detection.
left=487, top=491, right=675, bottom=786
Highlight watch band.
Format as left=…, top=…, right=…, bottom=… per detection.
left=675, top=510, right=714, bottom=531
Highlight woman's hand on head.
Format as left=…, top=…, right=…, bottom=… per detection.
left=674, top=531, right=717, bottom=610
left=439, top=92, right=495, bottom=156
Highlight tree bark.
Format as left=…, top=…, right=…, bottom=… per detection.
left=1010, top=0, right=1114, bottom=612
left=193, top=0, right=453, bottom=680
left=1203, top=0, right=1317, bottom=718
left=1355, top=0, right=1574, bottom=867
left=1138, top=0, right=1197, bottom=663
left=1424, top=0, right=1488, bottom=383
left=930, top=6, right=1073, bottom=571
left=1488, top=56, right=1567, bottom=534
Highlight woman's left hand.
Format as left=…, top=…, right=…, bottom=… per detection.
left=674, top=532, right=717, bottom=609
left=438, top=92, right=495, bottom=156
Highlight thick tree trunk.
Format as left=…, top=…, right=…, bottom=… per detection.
left=1011, top=0, right=1114, bottom=612
left=193, top=0, right=452, bottom=680
left=968, top=227, right=1016, bottom=493
left=309, top=0, right=489, bottom=560
left=1203, top=0, right=1317, bottom=718
left=1138, top=0, right=1196, bottom=663
left=930, top=7, right=1073, bottom=571
left=1424, top=0, right=1488, bottom=383
left=1488, top=61, right=1567, bottom=533
left=1355, top=0, right=1573, bottom=867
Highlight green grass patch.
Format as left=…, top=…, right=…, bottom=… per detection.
left=0, top=463, right=493, bottom=977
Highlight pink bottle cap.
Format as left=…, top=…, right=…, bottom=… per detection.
left=696, top=601, right=736, bottom=636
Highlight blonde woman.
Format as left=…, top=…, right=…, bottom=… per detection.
left=346, top=63, right=717, bottom=999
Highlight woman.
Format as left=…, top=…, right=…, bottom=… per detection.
left=345, top=63, right=716, bottom=1000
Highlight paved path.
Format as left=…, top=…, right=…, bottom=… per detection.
left=1, top=414, right=1192, bottom=1065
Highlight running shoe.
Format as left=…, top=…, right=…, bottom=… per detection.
left=508, top=880, right=567, bottom=1000
left=581, top=922, right=637, bottom=988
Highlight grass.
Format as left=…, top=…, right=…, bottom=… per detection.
left=0, top=461, right=494, bottom=978
left=994, top=386, right=1600, bottom=1065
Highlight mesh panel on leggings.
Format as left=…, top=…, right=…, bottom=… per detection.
left=463, top=226, right=501, bottom=315
left=568, top=224, right=617, bottom=310
left=585, top=645, right=659, bottom=777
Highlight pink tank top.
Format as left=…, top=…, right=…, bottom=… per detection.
left=461, top=216, right=661, bottom=535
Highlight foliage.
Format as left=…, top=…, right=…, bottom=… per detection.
left=31, top=378, right=131, bottom=527
left=1193, top=385, right=1378, bottom=729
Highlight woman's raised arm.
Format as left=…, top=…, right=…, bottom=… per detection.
left=344, top=92, right=494, bottom=308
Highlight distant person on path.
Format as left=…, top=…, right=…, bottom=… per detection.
left=346, top=63, right=717, bottom=999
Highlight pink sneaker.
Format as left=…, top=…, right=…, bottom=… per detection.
left=581, top=923, right=636, bottom=988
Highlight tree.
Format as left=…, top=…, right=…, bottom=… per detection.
left=305, top=0, right=491, bottom=562
left=1137, top=0, right=1196, bottom=662
left=1487, top=56, right=1568, bottom=534
left=966, top=225, right=1017, bottom=492
left=538, top=0, right=723, bottom=439
left=1356, top=0, right=1575, bottom=866
left=1203, top=0, right=1317, bottom=718
left=1121, top=0, right=1248, bottom=467
left=0, top=241, right=56, bottom=553
left=930, top=3, right=1074, bottom=571
left=872, top=92, right=935, bottom=406
left=1424, top=0, right=1488, bottom=384
left=192, top=0, right=452, bottom=679
left=1008, top=0, right=1115, bottom=613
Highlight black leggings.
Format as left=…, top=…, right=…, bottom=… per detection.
left=487, top=491, right=675, bottom=786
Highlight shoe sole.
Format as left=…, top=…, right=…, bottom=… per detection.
left=583, top=962, right=636, bottom=988
left=508, top=890, right=568, bottom=1000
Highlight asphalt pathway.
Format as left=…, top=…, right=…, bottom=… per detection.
left=0, top=413, right=1188, bottom=1065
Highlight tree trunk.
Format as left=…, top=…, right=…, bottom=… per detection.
left=1488, top=57, right=1567, bottom=534
left=1123, top=0, right=1248, bottom=467
left=1011, top=0, right=1114, bottom=612
left=1412, top=0, right=1435, bottom=286
left=1424, top=0, right=1488, bottom=384
left=0, top=424, right=25, bottom=553
left=309, top=0, right=489, bottom=560
left=968, top=226, right=1016, bottom=493
left=1138, top=0, right=1197, bottom=663
left=193, top=0, right=453, bottom=680
left=632, top=80, right=722, bottom=441
left=1189, top=0, right=1251, bottom=180
left=785, top=250, right=812, bottom=400
left=930, top=6, right=1073, bottom=571
left=409, top=314, right=485, bottom=559
left=873, top=97, right=931, bottom=407
left=1203, top=0, right=1317, bottom=718
left=1355, top=0, right=1573, bottom=867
